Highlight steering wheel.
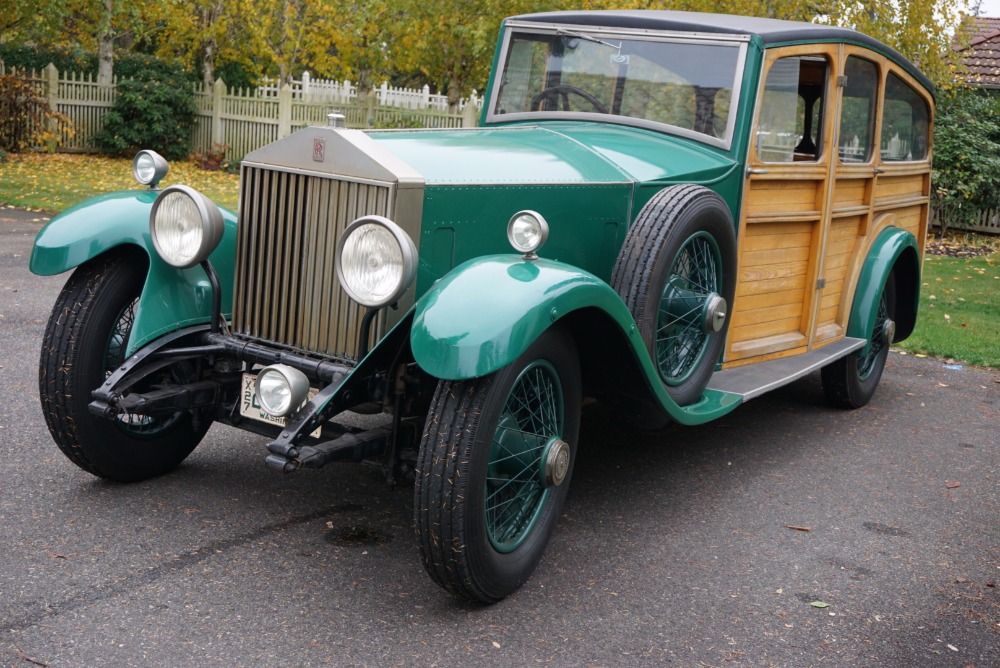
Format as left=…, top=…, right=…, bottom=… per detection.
left=531, top=85, right=608, bottom=114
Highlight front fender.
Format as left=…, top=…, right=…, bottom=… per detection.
left=412, top=255, right=636, bottom=380
left=849, top=226, right=920, bottom=356
left=30, top=190, right=238, bottom=355
left=410, top=255, right=742, bottom=426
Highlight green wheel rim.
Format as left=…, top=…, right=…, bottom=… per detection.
left=104, top=299, right=184, bottom=438
left=656, top=231, right=723, bottom=386
left=858, top=286, right=890, bottom=381
left=487, top=360, right=564, bottom=553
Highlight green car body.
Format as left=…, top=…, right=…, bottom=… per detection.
left=31, top=10, right=933, bottom=602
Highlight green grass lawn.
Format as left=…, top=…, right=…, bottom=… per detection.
left=0, top=153, right=239, bottom=211
left=897, top=253, right=1000, bottom=368
left=2, top=153, right=997, bottom=368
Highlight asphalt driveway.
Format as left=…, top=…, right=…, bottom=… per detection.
left=1, top=207, right=997, bottom=667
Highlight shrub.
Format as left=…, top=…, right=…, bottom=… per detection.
left=0, top=74, right=73, bottom=152
left=95, top=72, right=196, bottom=160
left=371, top=114, right=426, bottom=129
left=0, top=44, right=93, bottom=76
left=932, top=87, right=1000, bottom=232
left=113, top=54, right=191, bottom=83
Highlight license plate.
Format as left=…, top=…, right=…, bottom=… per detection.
left=240, top=373, right=321, bottom=438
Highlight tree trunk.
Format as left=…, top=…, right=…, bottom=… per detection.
left=201, top=38, right=216, bottom=87
left=97, top=0, right=114, bottom=85
left=447, top=76, right=462, bottom=114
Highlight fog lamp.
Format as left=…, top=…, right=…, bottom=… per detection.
left=255, top=364, right=311, bottom=417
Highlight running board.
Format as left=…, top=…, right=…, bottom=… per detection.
left=707, top=337, right=866, bottom=401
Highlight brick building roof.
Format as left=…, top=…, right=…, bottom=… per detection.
left=955, top=16, right=1000, bottom=88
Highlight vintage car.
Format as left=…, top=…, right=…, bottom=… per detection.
left=31, top=10, right=933, bottom=602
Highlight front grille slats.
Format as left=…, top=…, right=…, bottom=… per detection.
left=233, top=166, right=393, bottom=360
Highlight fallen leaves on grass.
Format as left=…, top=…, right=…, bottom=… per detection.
left=926, top=235, right=999, bottom=258
left=0, top=152, right=239, bottom=212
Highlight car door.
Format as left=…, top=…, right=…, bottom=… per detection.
left=726, top=45, right=837, bottom=364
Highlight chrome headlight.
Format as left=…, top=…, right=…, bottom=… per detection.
left=336, top=216, right=417, bottom=308
left=149, top=185, right=225, bottom=269
left=255, top=364, right=310, bottom=417
left=132, top=150, right=169, bottom=188
left=507, top=210, right=549, bottom=256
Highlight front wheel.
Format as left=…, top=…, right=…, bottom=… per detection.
left=39, top=250, right=210, bottom=482
left=415, top=327, right=581, bottom=602
left=821, top=272, right=897, bottom=409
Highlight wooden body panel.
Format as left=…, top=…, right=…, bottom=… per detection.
left=724, top=41, right=932, bottom=368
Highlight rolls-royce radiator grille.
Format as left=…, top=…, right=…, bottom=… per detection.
left=233, top=166, right=393, bottom=360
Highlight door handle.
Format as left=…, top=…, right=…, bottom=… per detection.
left=873, top=166, right=885, bottom=175
left=746, top=167, right=769, bottom=175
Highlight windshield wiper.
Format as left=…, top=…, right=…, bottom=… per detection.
left=556, top=28, right=623, bottom=53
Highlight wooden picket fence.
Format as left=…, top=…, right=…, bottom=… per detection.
left=930, top=207, right=1000, bottom=235
left=1, top=62, right=480, bottom=160
left=260, top=72, right=482, bottom=113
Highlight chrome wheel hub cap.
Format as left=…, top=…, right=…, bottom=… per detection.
left=703, top=294, right=728, bottom=333
left=540, top=438, right=571, bottom=487
left=882, top=318, right=896, bottom=345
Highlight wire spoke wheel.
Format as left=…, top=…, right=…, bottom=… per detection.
left=822, top=272, right=897, bottom=409
left=858, top=287, right=890, bottom=381
left=415, top=328, right=581, bottom=602
left=103, top=298, right=186, bottom=437
left=486, top=360, right=563, bottom=552
left=611, top=184, right=736, bottom=406
left=655, top=232, right=723, bottom=385
left=38, top=250, right=209, bottom=481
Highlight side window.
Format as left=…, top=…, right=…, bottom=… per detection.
left=757, top=56, right=828, bottom=162
left=839, top=57, right=879, bottom=163
left=881, top=73, right=930, bottom=161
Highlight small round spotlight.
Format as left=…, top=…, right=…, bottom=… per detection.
left=255, top=364, right=311, bottom=417
left=507, top=210, right=549, bottom=258
left=132, top=150, right=169, bottom=188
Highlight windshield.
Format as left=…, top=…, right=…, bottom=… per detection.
left=491, top=26, right=745, bottom=145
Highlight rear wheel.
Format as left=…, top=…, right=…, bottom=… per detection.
left=415, top=327, right=581, bottom=602
left=39, top=251, right=210, bottom=482
left=822, top=272, right=897, bottom=409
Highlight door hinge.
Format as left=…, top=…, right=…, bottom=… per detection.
left=837, top=75, right=847, bottom=88
left=816, top=277, right=827, bottom=289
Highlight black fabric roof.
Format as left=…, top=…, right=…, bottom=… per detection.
left=510, top=10, right=933, bottom=94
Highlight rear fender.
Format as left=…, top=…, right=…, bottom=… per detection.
left=30, top=190, right=238, bottom=355
left=849, top=226, right=921, bottom=356
left=410, top=255, right=740, bottom=425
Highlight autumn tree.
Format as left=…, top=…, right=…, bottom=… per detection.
left=826, top=0, right=965, bottom=88
left=246, top=0, right=341, bottom=84
left=394, top=0, right=554, bottom=111
left=320, top=1, right=406, bottom=95
left=148, top=0, right=257, bottom=86
left=1, top=0, right=69, bottom=45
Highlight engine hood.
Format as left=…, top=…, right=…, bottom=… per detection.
left=241, top=122, right=737, bottom=188
left=367, top=122, right=736, bottom=186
